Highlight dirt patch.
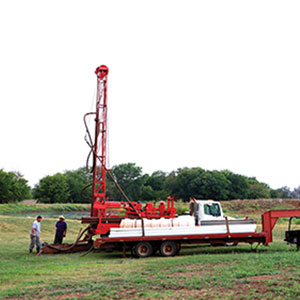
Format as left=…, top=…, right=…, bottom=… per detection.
left=219, top=273, right=287, bottom=299
left=181, top=264, right=218, bottom=278
left=55, top=292, right=90, bottom=299
left=185, top=262, right=234, bottom=277
left=213, top=270, right=292, bottom=299
left=174, top=288, right=210, bottom=299
left=147, top=263, right=232, bottom=280
left=214, top=281, right=269, bottom=299
left=183, top=270, right=211, bottom=278
left=245, top=274, right=283, bottom=282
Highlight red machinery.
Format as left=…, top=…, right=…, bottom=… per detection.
left=81, top=66, right=300, bottom=256
left=262, top=209, right=300, bottom=245
left=82, top=65, right=177, bottom=236
left=39, top=65, right=300, bottom=256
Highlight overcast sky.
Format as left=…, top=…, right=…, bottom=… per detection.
left=0, top=1, right=299, bottom=189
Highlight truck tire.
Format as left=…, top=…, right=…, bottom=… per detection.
left=134, top=242, right=153, bottom=258
left=225, top=242, right=238, bottom=247
left=159, top=241, right=178, bottom=257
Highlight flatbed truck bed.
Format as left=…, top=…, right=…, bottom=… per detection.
left=94, top=230, right=268, bottom=257
left=92, top=209, right=300, bottom=257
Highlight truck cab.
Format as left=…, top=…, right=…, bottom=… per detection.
left=190, top=199, right=226, bottom=225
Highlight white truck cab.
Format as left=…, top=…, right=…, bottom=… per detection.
left=190, top=199, right=227, bottom=225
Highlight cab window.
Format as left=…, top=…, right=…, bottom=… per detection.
left=204, top=203, right=221, bottom=217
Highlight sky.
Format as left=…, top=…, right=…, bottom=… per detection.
left=0, top=1, right=300, bottom=190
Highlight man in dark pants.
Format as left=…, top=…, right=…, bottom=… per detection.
left=29, top=215, right=42, bottom=253
left=54, top=216, right=67, bottom=244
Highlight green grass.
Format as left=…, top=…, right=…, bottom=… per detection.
left=0, top=212, right=300, bottom=299
left=0, top=203, right=89, bottom=214
left=1, top=200, right=300, bottom=299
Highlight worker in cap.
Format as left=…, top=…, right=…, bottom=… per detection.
left=29, top=215, right=43, bottom=253
left=54, top=215, right=67, bottom=244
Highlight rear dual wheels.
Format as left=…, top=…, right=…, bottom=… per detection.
left=134, top=242, right=153, bottom=258
left=134, top=241, right=181, bottom=258
left=159, top=241, right=180, bottom=257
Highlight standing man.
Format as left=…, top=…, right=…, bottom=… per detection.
left=54, top=215, right=67, bottom=244
left=29, top=215, right=42, bottom=253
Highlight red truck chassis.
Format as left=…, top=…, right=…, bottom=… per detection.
left=89, top=209, right=300, bottom=257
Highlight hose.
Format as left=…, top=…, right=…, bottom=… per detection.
left=79, top=241, right=95, bottom=257
left=42, top=227, right=90, bottom=252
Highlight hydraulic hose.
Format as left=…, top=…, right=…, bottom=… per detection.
left=42, top=226, right=91, bottom=252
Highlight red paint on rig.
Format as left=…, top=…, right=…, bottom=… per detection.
left=95, top=65, right=109, bottom=80
left=85, top=65, right=177, bottom=235
left=91, top=65, right=109, bottom=217
left=40, top=66, right=300, bottom=256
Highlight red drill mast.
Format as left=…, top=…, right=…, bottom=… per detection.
left=84, top=65, right=109, bottom=216
left=83, top=65, right=177, bottom=235
left=92, top=65, right=109, bottom=216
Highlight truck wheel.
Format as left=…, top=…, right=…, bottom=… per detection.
left=159, top=241, right=178, bottom=257
left=134, top=242, right=153, bottom=258
left=225, top=242, right=238, bottom=247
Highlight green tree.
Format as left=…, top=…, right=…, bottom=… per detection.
left=0, top=169, right=32, bottom=203
left=172, top=168, right=230, bottom=201
left=196, top=170, right=230, bottom=200
left=144, top=170, right=168, bottom=200
left=270, top=189, right=279, bottom=198
left=64, top=167, right=92, bottom=203
left=173, top=168, right=204, bottom=201
left=141, top=185, right=156, bottom=201
left=246, top=177, right=271, bottom=199
left=33, top=173, right=70, bottom=203
left=108, top=163, right=147, bottom=201
left=271, top=186, right=291, bottom=199
left=163, top=171, right=179, bottom=197
left=221, top=170, right=250, bottom=200
left=145, top=171, right=166, bottom=190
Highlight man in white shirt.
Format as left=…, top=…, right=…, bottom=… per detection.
left=29, top=215, right=42, bottom=253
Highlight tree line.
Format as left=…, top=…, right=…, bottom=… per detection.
left=0, top=169, right=32, bottom=203
left=0, top=164, right=299, bottom=204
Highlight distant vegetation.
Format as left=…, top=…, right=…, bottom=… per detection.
left=2, top=199, right=299, bottom=222
left=1, top=164, right=300, bottom=203
left=0, top=203, right=89, bottom=214
left=0, top=169, right=32, bottom=203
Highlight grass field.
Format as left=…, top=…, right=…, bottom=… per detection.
left=0, top=203, right=89, bottom=215
left=1, top=201, right=300, bottom=299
